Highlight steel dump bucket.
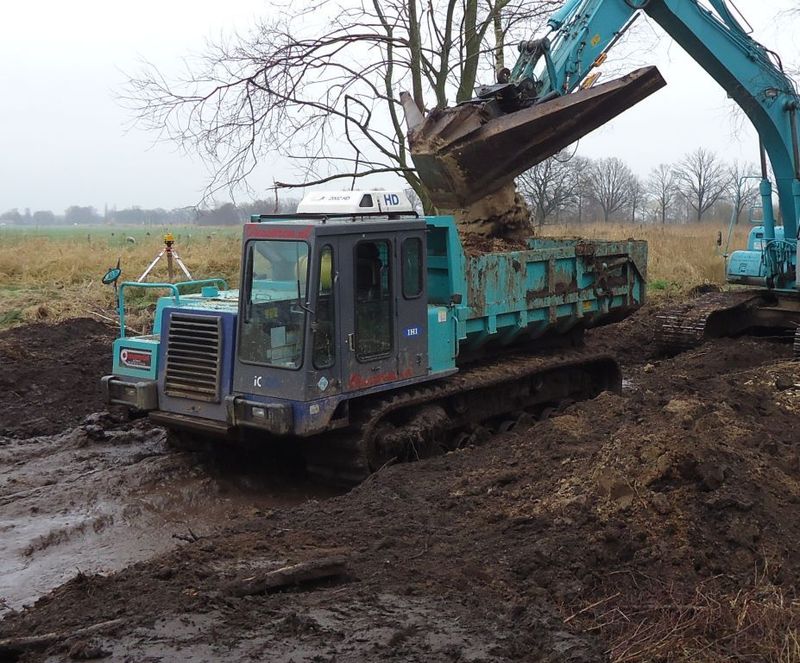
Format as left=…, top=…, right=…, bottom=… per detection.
left=406, top=66, right=666, bottom=210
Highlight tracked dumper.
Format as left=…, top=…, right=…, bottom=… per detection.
left=103, top=192, right=646, bottom=484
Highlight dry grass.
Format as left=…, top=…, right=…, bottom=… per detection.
left=0, top=234, right=241, bottom=330
left=568, top=566, right=800, bottom=662
left=0, top=222, right=750, bottom=330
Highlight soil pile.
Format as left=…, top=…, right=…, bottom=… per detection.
left=0, top=318, right=113, bottom=437
left=2, top=307, right=800, bottom=661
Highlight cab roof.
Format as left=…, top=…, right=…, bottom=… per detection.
left=295, top=190, right=415, bottom=214
left=243, top=214, right=426, bottom=241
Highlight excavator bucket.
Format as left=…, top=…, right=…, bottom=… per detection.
left=405, top=66, right=666, bottom=210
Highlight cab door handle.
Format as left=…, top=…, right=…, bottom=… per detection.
left=347, top=333, right=355, bottom=352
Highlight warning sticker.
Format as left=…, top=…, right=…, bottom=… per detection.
left=437, top=308, right=448, bottom=323
left=120, top=348, right=152, bottom=370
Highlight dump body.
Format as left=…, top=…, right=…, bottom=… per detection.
left=103, top=213, right=646, bottom=441
left=425, top=216, right=646, bottom=367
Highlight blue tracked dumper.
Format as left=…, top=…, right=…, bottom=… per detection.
left=104, top=204, right=646, bottom=483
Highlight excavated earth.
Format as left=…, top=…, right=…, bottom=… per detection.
left=1, top=305, right=800, bottom=662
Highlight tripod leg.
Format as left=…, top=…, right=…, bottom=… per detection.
left=137, top=249, right=166, bottom=282
left=173, top=251, right=193, bottom=280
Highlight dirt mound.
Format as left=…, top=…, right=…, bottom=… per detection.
left=0, top=318, right=114, bottom=437
left=2, top=309, right=800, bottom=661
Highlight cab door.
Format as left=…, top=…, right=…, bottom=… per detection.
left=306, top=240, right=342, bottom=400
left=339, top=234, right=399, bottom=392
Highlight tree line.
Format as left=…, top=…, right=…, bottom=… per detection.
left=1, top=145, right=763, bottom=228
left=517, top=146, right=762, bottom=227
left=0, top=198, right=300, bottom=227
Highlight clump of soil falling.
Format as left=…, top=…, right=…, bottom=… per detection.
left=452, top=182, right=534, bottom=244
left=2, top=306, right=800, bottom=661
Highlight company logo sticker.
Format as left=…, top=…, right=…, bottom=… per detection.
left=120, top=348, right=152, bottom=370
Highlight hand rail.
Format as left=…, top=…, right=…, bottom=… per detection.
left=116, top=278, right=228, bottom=338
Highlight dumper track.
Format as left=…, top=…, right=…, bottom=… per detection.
left=303, top=350, right=620, bottom=486
left=655, top=291, right=765, bottom=355
left=794, top=326, right=800, bottom=360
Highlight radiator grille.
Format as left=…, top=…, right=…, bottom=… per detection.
left=164, top=314, right=222, bottom=402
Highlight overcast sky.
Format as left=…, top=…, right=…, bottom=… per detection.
left=0, top=1, right=797, bottom=215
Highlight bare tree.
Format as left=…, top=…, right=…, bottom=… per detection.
left=586, top=157, right=633, bottom=222
left=517, top=151, right=586, bottom=227
left=628, top=174, right=646, bottom=223
left=674, top=148, right=728, bottom=221
left=646, top=163, right=677, bottom=224
left=572, top=161, right=595, bottom=224
left=124, top=0, right=560, bottom=209
left=727, top=160, right=760, bottom=223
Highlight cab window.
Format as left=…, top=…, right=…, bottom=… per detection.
left=239, top=240, right=309, bottom=369
left=354, top=239, right=392, bottom=359
left=401, top=237, right=423, bottom=298
left=312, top=245, right=335, bottom=369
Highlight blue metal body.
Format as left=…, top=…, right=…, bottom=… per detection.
left=106, top=215, right=646, bottom=437
left=111, top=279, right=229, bottom=380
left=425, top=216, right=646, bottom=362
left=513, top=0, right=800, bottom=290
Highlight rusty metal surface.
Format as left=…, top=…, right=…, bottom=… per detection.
left=408, top=66, right=666, bottom=210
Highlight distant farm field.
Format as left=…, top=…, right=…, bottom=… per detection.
left=0, top=222, right=751, bottom=331
left=0, top=224, right=240, bottom=246
left=0, top=225, right=242, bottom=331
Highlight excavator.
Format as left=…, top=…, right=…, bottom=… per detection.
left=403, top=0, right=800, bottom=354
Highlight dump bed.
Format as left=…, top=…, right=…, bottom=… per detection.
left=425, top=217, right=647, bottom=365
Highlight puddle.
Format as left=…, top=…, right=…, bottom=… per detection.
left=0, top=424, right=339, bottom=615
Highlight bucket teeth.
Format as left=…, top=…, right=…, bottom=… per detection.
left=405, top=66, right=666, bottom=211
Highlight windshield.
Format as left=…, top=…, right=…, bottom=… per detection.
left=239, top=239, right=309, bottom=369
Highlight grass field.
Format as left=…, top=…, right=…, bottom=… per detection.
left=0, top=222, right=750, bottom=332
left=0, top=224, right=240, bottom=246
left=0, top=227, right=242, bottom=331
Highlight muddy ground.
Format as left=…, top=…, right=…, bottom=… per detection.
left=1, top=307, right=799, bottom=662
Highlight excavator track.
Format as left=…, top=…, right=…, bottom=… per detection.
left=303, top=350, right=620, bottom=486
left=655, top=291, right=766, bottom=355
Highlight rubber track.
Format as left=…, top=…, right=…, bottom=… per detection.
left=794, top=326, right=800, bottom=360
left=304, top=349, right=618, bottom=485
left=654, top=291, right=762, bottom=354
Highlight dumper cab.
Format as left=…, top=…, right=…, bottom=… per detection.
left=105, top=208, right=437, bottom=438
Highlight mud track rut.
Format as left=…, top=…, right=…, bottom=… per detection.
left=304, top=351, right=619, bottom=485
left=2, top=308, right=800, bottom=662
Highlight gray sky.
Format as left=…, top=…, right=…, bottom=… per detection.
left=0, top=1, right=797, bottom=215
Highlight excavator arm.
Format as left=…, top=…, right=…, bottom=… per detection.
left=407, top=0, right=800, bottom=252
